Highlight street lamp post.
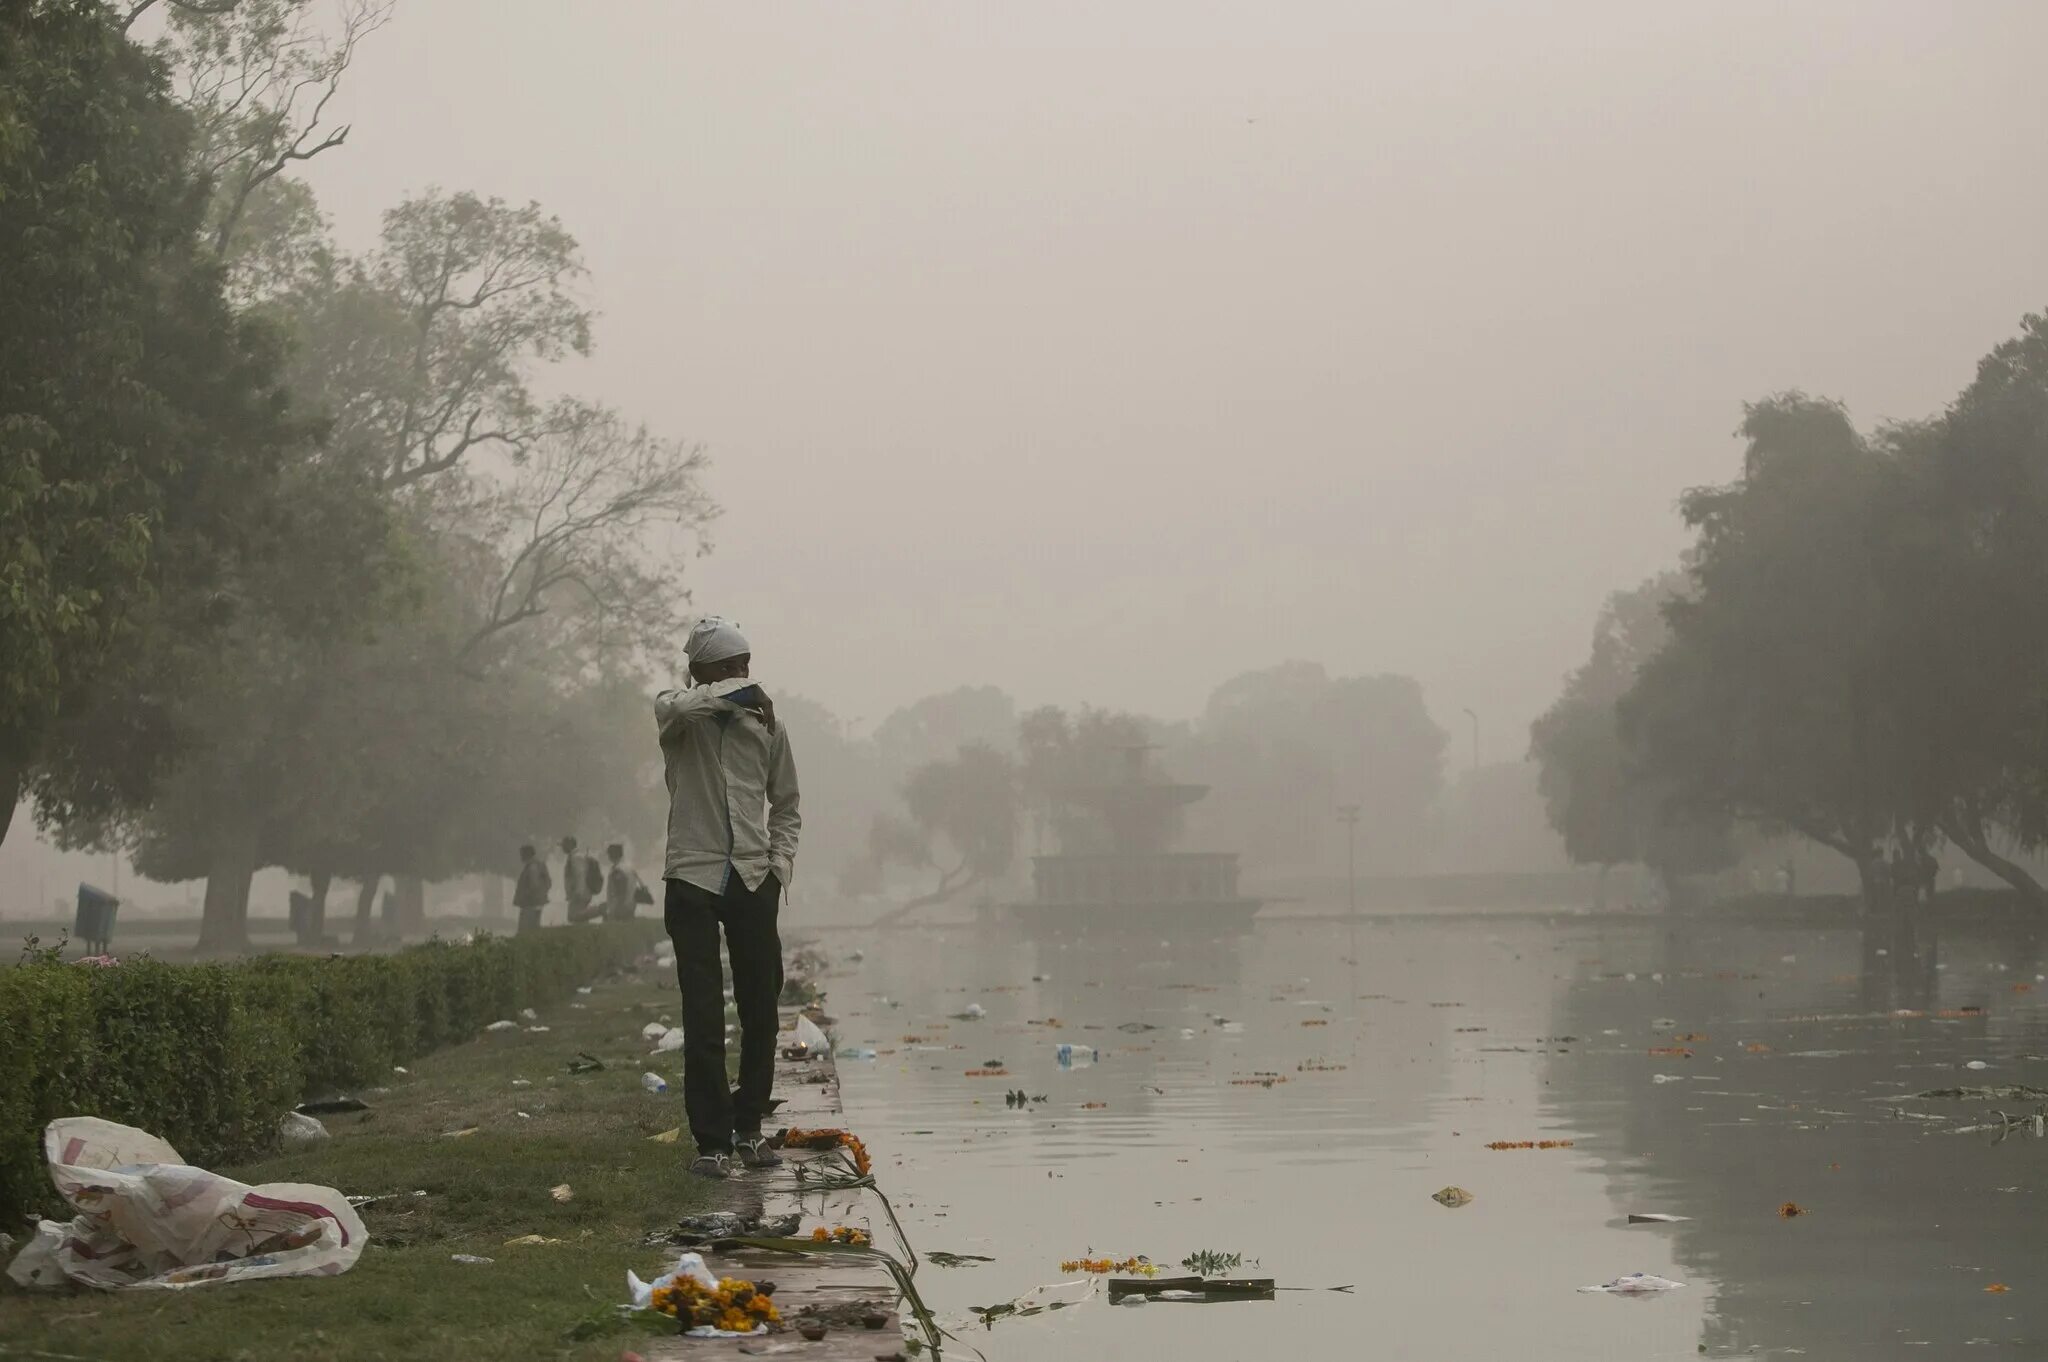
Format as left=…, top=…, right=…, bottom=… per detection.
left=1336, top=804, right=1361, bottom=917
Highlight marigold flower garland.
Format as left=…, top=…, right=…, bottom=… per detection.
left=811, top=1225, right=871, bottom=1246
left=779, top=1127, right=872, bottom=1176
left=648, top=1275, right=779, bottom=1333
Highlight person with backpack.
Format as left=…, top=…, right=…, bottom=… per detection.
left=513, top=843, right=551, bottom=933
left=605, top=842, right=648, bottom=922
left=562, top=836, right=604, bottom=924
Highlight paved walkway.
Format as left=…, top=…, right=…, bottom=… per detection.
left=641, top=1010, right=920, bottom=1360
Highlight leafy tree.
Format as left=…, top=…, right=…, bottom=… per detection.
left=1530, top=573, right=1736, bottom=903
left=1622, top=395, right=1916, bottom=908
left=1, top=0, right=302, bottom=846
left=1173, top=662, right=1446, bottom=873
left=871, top=686, right=1018, bottom=779
left=867, top=744, right=1020, bottom=908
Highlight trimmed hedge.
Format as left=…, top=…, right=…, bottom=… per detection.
left=0, top=921, right=664, bottom=1224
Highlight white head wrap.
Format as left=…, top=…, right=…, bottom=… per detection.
left=685, top=616, right=751, bottom=667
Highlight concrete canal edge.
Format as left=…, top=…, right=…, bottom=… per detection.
left=639, top=1005, right=926, bottom=1360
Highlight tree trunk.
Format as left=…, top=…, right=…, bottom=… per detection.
left=1852, top=852, right=1894, bottom=916
left=0, top=759, right=22, bottom=849
left=308, top=869, right=332, bottom=945
left=1940, top=815, right=2048, bottom=910
left=395, top=875, right=426, bottom=937
left=196, top=814, right=260, bottom=955
left=353, top=876, right=382, bottom=946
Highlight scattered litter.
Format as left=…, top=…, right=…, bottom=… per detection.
left=654, top=1026, right=685, bottom=1053
left=1966, top=1060, right=1990, bottom=1071
left=648, top=1127, right=683, bottom=1144
left=567, top=1052, right=605, bottom=1074
left=1061, top=1256, right=1158, bottom=1275
left=6, top=1118, right=367, bottom=1290
left=1647, top=1047, right=1694, bottom=1059
left=297, top=1096, right=369, bottom=1115
left=451, top=1254, right=493, bottom=1265
left=1432, top=1186, right=1474, bottom=1208
left=393, top=1066, right=409, bottom=1075
left=1579, top=1273, right=1684, bottom=1294
left=503, top=1234, right=560, bottom=1246
left=1913, top=1085, right=2048, bottom=1102
left=279, top=1111, right=330, bottom=1144
left=641, top=1021, right=668, bottom=1040
left=524, top=1025, right=550, bottom=1034
left=519, top=1007, right=539, bottom=1022
left=550, top=1184, right=574, bottom=1203
left=973, top=1276, right=1099, bottom=1325
left=485, top=1020, right=517, bottom=1032
left=1055, top=1044, right=1098, bottom=1069
left=786, top=1014, right=830, bottom=1060
left=628, top=1250, right=775, bottom=1337
left=929, top=1252, right=995, bottom=1267
left=956, top=1003, right=987, bottom=1020
left=1117, top=1022, right=1157, bottom=1033
left=441, top=1126, right=479, bottom=1139
left=577, top=986, right=594, bottom=995
left=836, top=1046, right=878, bottom=1060
left=1485, top=1140, right=1575, bottom=1150
left=1987, top=1282, right=2011, bottom=1293
left=1651, top=1074, right=1684, bottom=1084
left=1778, top=1202, right=1806, bottom=1218
left=511, top=1079, right=532, bottom=1088
left=1627, top=1213, right=1690, bottom=1224
left=1108, top=1275, right=1277, bottom=1302
left=642, top=1072, right=670, bottom=1095
left=964, top=1068, right=1009, bottom=1078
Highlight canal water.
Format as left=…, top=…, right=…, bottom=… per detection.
left=818, top=910, right=2048, bottom=1360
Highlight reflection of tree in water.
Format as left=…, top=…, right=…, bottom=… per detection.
left=1544, top=914, right=2048, bottom=1359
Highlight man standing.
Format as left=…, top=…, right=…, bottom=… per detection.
left=656, top=616, right=801, bottom=1178
left=513, top=844, right=551, bottom=933
left=561, top=836, right=600, bottom=924
left=604, top=842, right=637, bottom=922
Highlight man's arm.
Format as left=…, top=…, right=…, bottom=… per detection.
left=766, top=725, right=801, bottom=886
left=654, top=677, right=755, bottom=741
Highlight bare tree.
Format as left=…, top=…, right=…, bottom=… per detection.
left=454, top=403, right=717, bottom=669
left=153, top=0, right=393, bottom=260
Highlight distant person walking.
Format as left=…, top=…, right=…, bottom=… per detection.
left=513, top=844, right=551, bottom=933
left=562, top=836, right=602, bottom=924
left=656, top=616, right=801, bottom=1178
left=604, top=842, right=644, bottom=922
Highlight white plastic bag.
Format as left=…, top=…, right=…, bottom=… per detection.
left=6, top=1117, right=367, bottom=1291
left=654, top=1026, right=685, bottom=1053
left=626, top=1251, right=766, bottom=1338
left=1579, top=1272, right=1685, bottom=1294
left=790, top=1014, right=829, bottom=1058
left=640, top=1021, right=668, bottom=1040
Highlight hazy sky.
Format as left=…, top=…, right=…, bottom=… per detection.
left=298, top=0, right=2048, bottom=750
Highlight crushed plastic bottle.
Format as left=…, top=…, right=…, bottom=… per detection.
left=1056, top=1043, right=1098, bottom=1069
left=641, top=1071, right=670, bottom=1095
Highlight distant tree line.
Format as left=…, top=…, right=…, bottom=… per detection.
left=1, top=1, right=712, bottom=948
left=1532, top=317, right=2048, bottom=912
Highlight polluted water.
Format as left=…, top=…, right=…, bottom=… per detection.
left=824, top=912, right=2048, bottom=1360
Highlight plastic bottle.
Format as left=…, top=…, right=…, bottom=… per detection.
left=641, top=1071, right=669, bottom=1094
left=1055, top=1043, right=1097, bottom=1069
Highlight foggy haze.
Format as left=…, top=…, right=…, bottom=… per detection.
left=289, top=0, right=2048, bottom=738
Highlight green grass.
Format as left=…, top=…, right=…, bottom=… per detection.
left=0, top=964, right=726, bottom=1361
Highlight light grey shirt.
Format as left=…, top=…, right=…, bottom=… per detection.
left=655, top=677, right=801, bottom=896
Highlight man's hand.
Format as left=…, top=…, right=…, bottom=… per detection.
left=730, top=684, right=776, bottom=733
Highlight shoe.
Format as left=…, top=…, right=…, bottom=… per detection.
left=688, top=1152, right=733, bottom=1180
left=734, top=1134, right=783, bottom=1169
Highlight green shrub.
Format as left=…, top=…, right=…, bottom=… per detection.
left=0, top=922, right=662, bottom=1225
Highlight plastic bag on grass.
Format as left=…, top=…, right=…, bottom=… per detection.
left=626, top=1250, right=768, bottom=1338
left=6, top=1117, right=367, bottom=1291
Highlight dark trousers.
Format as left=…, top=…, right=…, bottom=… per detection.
left=516, top=905, right=543, bottom=933
left=665, top=872, right=782, bottom=1153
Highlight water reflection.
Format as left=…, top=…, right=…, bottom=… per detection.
left=1546, top=914, right=2048, bottom=1359
left=819, top=910, right=2048, bottom=1359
